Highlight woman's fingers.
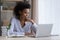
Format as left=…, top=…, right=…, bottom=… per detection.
left=26, top=18, right=35, bottom=24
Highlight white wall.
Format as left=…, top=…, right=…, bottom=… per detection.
left=37, top=0, right=60, bottom=35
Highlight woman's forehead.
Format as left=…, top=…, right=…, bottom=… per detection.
left=23, top=9, right=30, bottom=12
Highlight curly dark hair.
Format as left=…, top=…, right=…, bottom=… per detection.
left=13, top=1, right=31, bottom=20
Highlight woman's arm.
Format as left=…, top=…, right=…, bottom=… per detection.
left=25, top=18, right=38, bottom=36
left=8, top=18, right=20, bottom=36
left=7, top=19, right=15, bottom=36
left=8, top=18, right=25, bottom=36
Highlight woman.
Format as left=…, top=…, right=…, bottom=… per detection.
left=8, top=2, right=38, bottom=37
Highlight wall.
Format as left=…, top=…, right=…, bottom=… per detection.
left=33, top=0, right=38, bottom=24
left=38, top=0, right=60, bottom=35
left=33, top=0, right=60, bottom=35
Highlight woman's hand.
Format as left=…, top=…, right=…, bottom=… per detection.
left=25, top=32, right=32, bottom=35
left=25, top=32, right=35, bottom=37
left=25, top=18, right=35, bottom=24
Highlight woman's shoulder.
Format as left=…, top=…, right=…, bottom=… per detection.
left=11, top=17, right=18, bottom=21
left=10, top=17, right=19, bottom=23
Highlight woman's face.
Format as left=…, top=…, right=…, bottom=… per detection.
left=19, top=9, right=30, bottom=19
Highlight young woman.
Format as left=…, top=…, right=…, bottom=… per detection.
left=8, top=2, right=38, bottom=36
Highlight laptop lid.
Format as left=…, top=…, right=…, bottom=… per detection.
left=35, top=24, right=53, bottom=37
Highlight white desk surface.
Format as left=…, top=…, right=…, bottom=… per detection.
left=0, top=36, right=60, bottom=40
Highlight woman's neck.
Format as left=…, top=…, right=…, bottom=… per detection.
left=20, top=18, right=25, bottom=22
left=19, top=17, right=26, bottom=28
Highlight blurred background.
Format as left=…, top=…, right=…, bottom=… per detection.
left=0, top=0, right=60, bottom=37
left=0, top=0, right=33, bottom=36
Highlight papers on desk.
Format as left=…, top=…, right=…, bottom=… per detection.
left=7, top=34, right=25, bottom=38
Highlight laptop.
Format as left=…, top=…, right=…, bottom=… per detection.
left=35, top=24, right=53, bottom=38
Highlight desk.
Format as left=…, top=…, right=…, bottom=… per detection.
left=0, top=36, right=60, bottom=40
